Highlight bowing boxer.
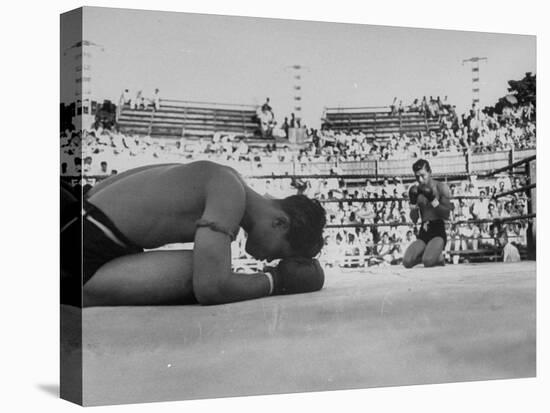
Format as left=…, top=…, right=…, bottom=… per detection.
left=403, top=159, right=453, bottom=268
left=61, top=160, right=326, bottom=307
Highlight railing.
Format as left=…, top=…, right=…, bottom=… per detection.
left=240, top=148, right=535, bottom=178
left=324, top=105, right=391, bottom=113
left=323, top=105, right=439, bottom=137
left=324, top=104, right=422, bottom=114
left=65, top=147, right=536, bottom=180
left=117, top=98, right=260, bottom=139
left=160, top=98, right=257, bottom=111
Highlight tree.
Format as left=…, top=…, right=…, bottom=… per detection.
left=508, top=72, right=536, bottom=106
left=489, top=72, right=536, bottom=115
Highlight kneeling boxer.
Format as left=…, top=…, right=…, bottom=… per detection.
left=61, top=161, right=326, bottom=307
left=402, top=159, right=453, bottom=268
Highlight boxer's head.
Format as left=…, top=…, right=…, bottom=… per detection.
left=245, top=195, right=326, bottom=261
left=412, top=159, right=432, bottom=185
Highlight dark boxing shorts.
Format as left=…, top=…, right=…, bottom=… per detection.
left=417, top=219, right=447, bottom=246
left=61, top=197, right=143, bottom=306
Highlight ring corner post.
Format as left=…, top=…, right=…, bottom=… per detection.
left=527, top=159, right=536, bottom=260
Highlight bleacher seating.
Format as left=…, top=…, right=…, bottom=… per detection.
left=321, top=106, right=440, bottom=140
left=117, top=99, right=260, bottom=139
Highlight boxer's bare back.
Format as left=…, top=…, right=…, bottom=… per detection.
left=87, top=161, right=243, bottom=249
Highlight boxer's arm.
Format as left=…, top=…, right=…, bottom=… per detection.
left=192, top=169, right=270, bottom=305
left=408, top=185, right=420, bottom=223
left=409, top=207, right=420, bottom=223
left=433, top=182, right=453, bottom=220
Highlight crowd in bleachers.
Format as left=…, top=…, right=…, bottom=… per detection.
left=61, top=126, right=532, bottom=267
left=255, top=98, right=306, bottom=140
left=61, top=92, right=536, bottom=178
left=119, top=88, right=161, bottom=112
left=209, top=172, right=531, bottom=267
left=390, top=95, right=452, bottom=117
left=316, top=101, right=536, bottom=162
left=61, top=93, right=535, bottom=267
left=60, top=126, right=307, bottom=176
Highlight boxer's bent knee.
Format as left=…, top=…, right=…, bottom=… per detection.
left=422, top=255, right=441, bottom=267
left=403, top=240, right=425, bottom=269
left=402, top=257, right=417, bottom=268
left=422, top=237, right=445, bottom=267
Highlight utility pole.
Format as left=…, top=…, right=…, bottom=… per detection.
left=462, top=57, right=488, bottom=107
left=285, top=64, right=310, bottom=125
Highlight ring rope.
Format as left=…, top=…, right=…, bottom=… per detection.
left=318, top=192, right=531, bottom=203
left=324, top=213, right=536, bottom=229
left=244, top=173, right=469, bottom=180
left=480, top=154, right=536, bottom=178
left=492, top=183, right=536, bottom=199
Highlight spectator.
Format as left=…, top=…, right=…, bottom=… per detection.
left=374, top=232, right=393, bottom=265
left=343, top=233, right=361, bottom=267
left=83, top=156, right=93, bottom=174
left=152, top=88, right=161, bottom=111
left=261, top=97, right=272, bottom=112
left=257, top=102, right=275, bottom=138
left=471, top=190, right=489, bottom=219
left=470, top=224, right=481, bottom=250
left=98, top=161, right=109, bottom=176
left=448, top=224, right=461, bottom=253
left=455, top=198, right=472, bottom=220
left=71, top=157, right=82, bottom=175
left=289, top=113, right=296, bottom=128
left=134, top=90, right=145, bottom=110
left=397, top=100, right=404, bottom=114
left=458, top=223, right=474, bottom=250
left=120, top=88, right=131, bottom=107
left=281, top=117, right=289, bottom=139
left=322, top=235, right=340, bottom=267
left=401, top=230, right=416, bottom=251
left=501, top=232, right=521, bottom=262
left=487, top=202, right=499, bottom=219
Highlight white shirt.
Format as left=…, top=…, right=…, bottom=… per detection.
left=503, top=243, right=521, bottom=262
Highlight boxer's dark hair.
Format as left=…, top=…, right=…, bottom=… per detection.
left=412, top=158, right=432, bottom=173
left=277, top=195, right=326, bottom=258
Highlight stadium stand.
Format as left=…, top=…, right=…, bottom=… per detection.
left=117, top=99, right=260, bottom=140
left=321, top=105, right=441, bottom=140
left=62, top=91, right=536, bottom=270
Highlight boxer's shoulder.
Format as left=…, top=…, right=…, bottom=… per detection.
left=435, top=180, right=450, bottom=195
left=171, top=161, right=244, bottom=188
left=201, top=164, right=247, bottom=219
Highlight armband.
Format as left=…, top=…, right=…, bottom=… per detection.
left=196, top=219, right=238, bottom=241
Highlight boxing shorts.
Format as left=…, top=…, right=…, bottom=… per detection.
left=417, top=219, right=447, bottom=247
left=61, top=198, right=143, bottom=306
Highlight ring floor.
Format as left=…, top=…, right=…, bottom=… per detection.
left=72, top=261, right=535, bottom=406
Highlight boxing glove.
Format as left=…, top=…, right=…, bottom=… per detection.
left=418, top=183, right=439, bottom=207
left=408, top=185, right=420, bottom=208
left=263, top=258, right=325, bottom=295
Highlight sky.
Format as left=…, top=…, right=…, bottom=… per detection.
left=62, top=6, right=536, bottom=128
